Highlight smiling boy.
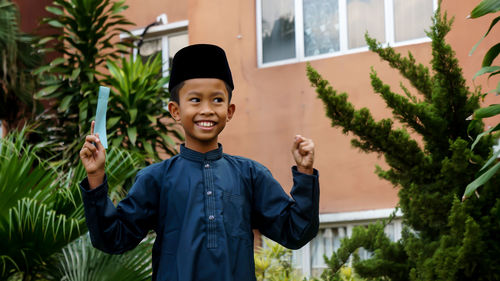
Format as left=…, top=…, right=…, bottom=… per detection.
left=79, top=44, right=319, bottom=281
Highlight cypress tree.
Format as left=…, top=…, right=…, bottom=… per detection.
left=307, top=6, right=500, bottom=281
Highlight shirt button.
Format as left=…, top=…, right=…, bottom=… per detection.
left=205, top=163, right=210, bottom=168
left=206, top=191, right=213, bottom=196
left=208, top=215, right=215, bottom=221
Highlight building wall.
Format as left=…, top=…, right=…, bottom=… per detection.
left=124, top=0, right=498, bottom=214
left=184, top=1, right=496, bottom=214
left=16, top=0, right=498, bottom=214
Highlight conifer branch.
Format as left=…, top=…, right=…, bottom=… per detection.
left=366, top=35, right=433, bottom=101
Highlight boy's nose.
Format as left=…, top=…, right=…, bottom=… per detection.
left=199, top=103, right=215, bottom=115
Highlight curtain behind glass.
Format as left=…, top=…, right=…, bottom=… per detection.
left=303, top=0, right=340, bottom=57
left=394, top=0, right=433, bottom=42
left=262, top=0, right=296, bottom=63
left=347, top=0, right=385, bottom=49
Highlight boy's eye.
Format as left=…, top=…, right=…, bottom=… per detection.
left=189, top=97, right=200, bottom=102
left=214, top=97, right=224, bottom=103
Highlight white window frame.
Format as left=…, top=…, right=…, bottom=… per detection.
left=120, top=20, right=189, bottom=78
left=264, top=208, right=403, bottom=278
left=256, top=0, right=438, bottom=68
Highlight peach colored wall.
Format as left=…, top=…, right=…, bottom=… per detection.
left=186, top=0, right=498, bottom=214
left=17, top=0, right=498, bottom=214
left=122, top=0, right=188, bottom=28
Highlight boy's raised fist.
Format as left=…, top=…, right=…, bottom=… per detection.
left=292, top=135, right=315, bottom=175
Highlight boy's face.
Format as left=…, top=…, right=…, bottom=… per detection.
left=168, top=78, right=235, bottom=153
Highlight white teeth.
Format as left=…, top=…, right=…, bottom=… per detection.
left=198, top=121, right=214, bottom=127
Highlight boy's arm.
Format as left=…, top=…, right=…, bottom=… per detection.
left=252, top=135, right=319, bottom=249
left=79, top=121, right=158, bottom=254
left=80, top=170, right=159, bottom=254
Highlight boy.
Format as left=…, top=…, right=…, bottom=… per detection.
left=79, top=44, right=319, bottom=281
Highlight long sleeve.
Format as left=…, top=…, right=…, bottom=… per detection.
left=80, top=169, right=159, bottom=254
left=252, top=165, right=320, bottom=250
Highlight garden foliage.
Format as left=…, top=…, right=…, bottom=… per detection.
left=307, top=6, right=500, bottom=281
left=35, top=0, right=134, bottom=165
left=464, top=0, right=500, bottom=197
left=0, top=128, right=146, bottom=280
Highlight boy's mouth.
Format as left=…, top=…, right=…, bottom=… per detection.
left=195, top=121, right=216, bottom=128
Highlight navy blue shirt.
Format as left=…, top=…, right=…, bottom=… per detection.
left=80, top=144, right=319, bottom=281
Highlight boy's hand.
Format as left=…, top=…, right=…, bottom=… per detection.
left=292, top=135, right=315, bottom=175
left=80, top=121, right=106, bottom=189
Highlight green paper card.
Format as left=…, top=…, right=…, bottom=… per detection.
left=95, top=86, right=109, bottom=149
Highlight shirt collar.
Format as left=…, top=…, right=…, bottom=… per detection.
left=180, top=144, right=223, bottom=162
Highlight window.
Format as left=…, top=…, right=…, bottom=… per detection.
left=262, top=208, right=403, bottom=278
left=257, top=0, right=436, bottom=67
left=120, top=20, right=189, bottom=77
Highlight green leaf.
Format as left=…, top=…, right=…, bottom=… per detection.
left=463, top=161, right=500, bottom=199
left=50, top=57, right=66, bottom=67
left=146, top=114, right=157, bottom=124
left=143, top=140, right=154, bottom=156
left=47, top=19, right=64, bottom=28
left=79, top=99, right=89, bottom=123
left=127, top=127, right=137, bottom=145
left=474, top=104, right=500, bottom=118
left=471, top=123, right=500, bottom=150
left=70, top=68, right=81, bottom=80
left=129, top=108, right=138, bottom=123
left=482, top=43, right=500, bottom=67
left=58, top=95, right=73, bottom=112
left=470, top=16, right=500, bottom=56
left=112, top=135, right=124, bottom=147
left=470, top=0, right=500, bottom=18
left=33, top=65, right=52, bottom=75
left=35, top=84, right=61, bottom=99
left=107, top=116, right=121, bottom=129
left=38, top=36, right=56, bottom=45
left=480, top=148, right=500, bottom=172
left=473, top=66, right=500, bottom=80
left=46, top=6, right=64, bottom=16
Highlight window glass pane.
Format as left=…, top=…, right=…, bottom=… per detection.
left=303, top=0, right=340, bottom=57
left=261, top=0, right=295, bottom=63
left=394, top=0, right=433, bottom=42
left=168, top=33, right=189, bottom=68
left=347, top=0, right=385, bottom=49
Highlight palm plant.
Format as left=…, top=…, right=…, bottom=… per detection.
left=105, top=54, right=183, bottom=161
left=0, top=0, right=41, bottom=133
left=34, top=0, right=134, bottom=166
left=463, top=0, right=500, bottom=199
left=0, top=128, right=144, bottom=280
left=51, top=235, right=153, bottom=281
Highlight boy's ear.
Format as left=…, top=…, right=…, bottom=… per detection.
left=227, top=103, right=235, bottom=121
left=168, top=101, right=181, bottom=121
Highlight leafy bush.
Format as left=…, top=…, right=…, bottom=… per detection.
left=307, top=5, right=500, bottom=281
left=0, top=128, right=144, bottom=280
left=105, top=54, right=183, bottom=160
left=34, top=0, right=134, bottom=165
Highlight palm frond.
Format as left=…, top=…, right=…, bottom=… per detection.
left=55, top=234, right=153, bottom=281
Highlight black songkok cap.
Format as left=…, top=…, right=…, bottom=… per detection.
left=169, top=44, right=234, bottom=92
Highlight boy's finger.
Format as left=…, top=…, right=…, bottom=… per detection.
left=86, top=135, right=99, bottom=144
left=94, top=133, right=104, bottom=150
left=91, top=121, right=95, bottom=135
left=83, top=142, right=97, bottom=154
left=80, top=146, right=92, bottom=158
